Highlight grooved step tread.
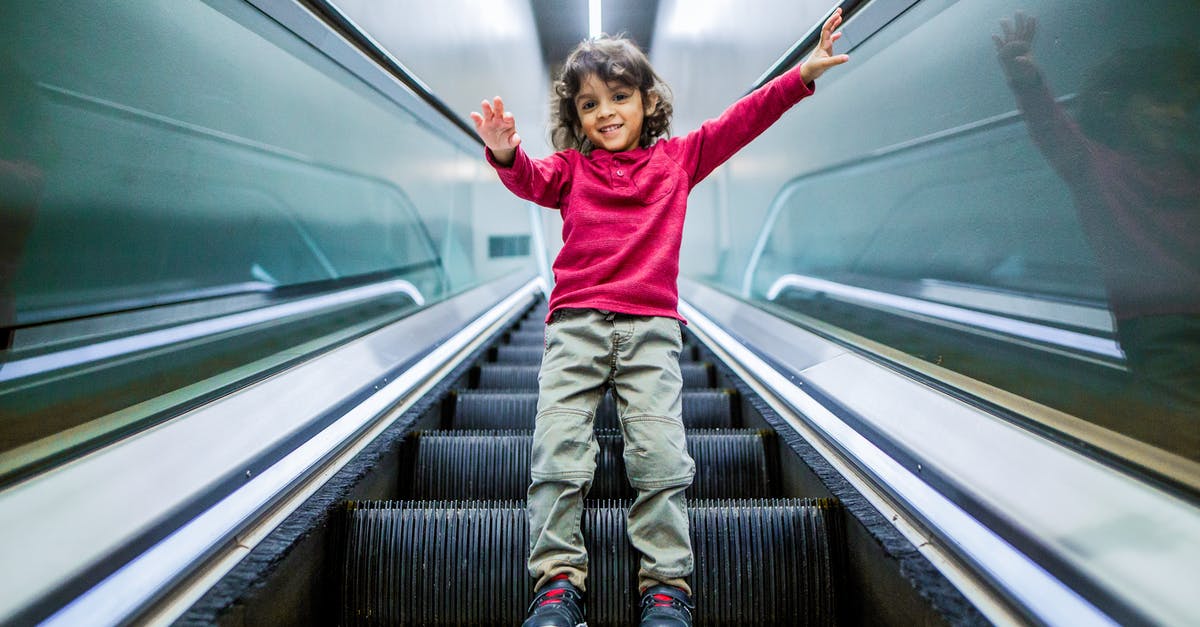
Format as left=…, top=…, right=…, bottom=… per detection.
left=453, top=390, right=735, bottom=430
left=403, top=429, right=774, bottom=501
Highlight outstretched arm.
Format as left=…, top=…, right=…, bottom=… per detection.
left=671, top=9, right=851, bottom=187
left=471, top=96, right=572, bottom=208
left=993, top=12, right=1095, bottom=186
left=470, top=96, right=521, bottom=166
left=800, top=8, right=851, bottom=84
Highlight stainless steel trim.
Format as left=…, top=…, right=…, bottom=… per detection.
left=0, top=272, right=538, bottom=624
left=765, top=273, right=1122, bottom=360
left=679, top=279, right=1200, bottom=626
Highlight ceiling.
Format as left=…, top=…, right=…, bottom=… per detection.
left=530, top=0, right=660, bottom=76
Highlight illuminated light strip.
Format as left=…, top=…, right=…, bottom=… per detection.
left=0, top=280, right=425, bottom=384
left=589, top=0, right=602, bottom=38
left=766, top=273, right=1122, bottom=359
left=678, top=299, right=1117, bottom=627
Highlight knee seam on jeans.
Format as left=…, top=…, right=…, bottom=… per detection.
left=629, top=473, right=694, bottom=489
left=532, top=470, right=594, bottom=481
left=621, top=414, right=682, bottom=425
left=536, top=407, right=593, bottom=420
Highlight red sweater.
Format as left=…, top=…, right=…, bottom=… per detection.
left=488, top=67, right=815, bottom=322
left=1011, top=75, right=1200, bottom=320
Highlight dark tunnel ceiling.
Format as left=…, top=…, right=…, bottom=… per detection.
left=531, top=0, right=659, bottom=74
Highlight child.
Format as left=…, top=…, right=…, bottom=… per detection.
left=994, top=13, right=1200, bottom=421
left=471, top=10, right=849, bottom=627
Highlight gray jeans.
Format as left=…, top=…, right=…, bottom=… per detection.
left=528, top=308, right=695, bottom=595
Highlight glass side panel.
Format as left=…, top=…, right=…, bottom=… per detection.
left=0, top=0, right=534, bottom=480
left=687, top=0, right=1199, bottom=464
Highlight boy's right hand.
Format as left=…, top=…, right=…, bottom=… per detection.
left=993, top=12, right=1040, bottom=86
left=470, top=96, right=521, bottom=166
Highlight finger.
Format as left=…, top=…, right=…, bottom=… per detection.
left=509, top=132, right=522, bottom=148
left=822, top=54, right=850, bottom=68
left=1023, top=15, right=1037, bottom=41
left=992, top=34, right=1003, bottom=51
left=818, top=11, right=835, bottom=43
left=481, top=99, right=494, bottom=120
left=830, top=31, right=842, bottom=44
left=1000, top=18, right=1013, bottom=42
left=493, top=96, right=505, bottom=119
left=823, top=12, right=838, bottom=37
left=470, top=112, right=484, bottom=129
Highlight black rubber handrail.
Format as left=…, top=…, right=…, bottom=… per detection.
left=302, top=0, right=484, bottom=145
left=747, top=0, right=879, bottom=94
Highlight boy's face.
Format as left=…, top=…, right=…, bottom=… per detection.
left=575, top=73, right=655, bottom=153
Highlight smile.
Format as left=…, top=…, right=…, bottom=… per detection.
left=598, top=124, right=622, bottom=134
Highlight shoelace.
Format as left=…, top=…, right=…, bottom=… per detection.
left=539, top=589, right=567, bottom=607
left=528, top=582, right=581, bottom=614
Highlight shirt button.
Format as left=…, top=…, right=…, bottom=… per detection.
left=617, top=169, right=624, bottom=176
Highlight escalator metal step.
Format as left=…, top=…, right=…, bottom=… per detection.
left=453, top=390, right=735, bottom=430
left=342, top=499, right=841, bottom=626
left=493, top=344, right=698, bottom=364
left=477, top=363, right=713, bottom=390
left=505, top=329, right=546, bottom=345
left=404, top=430, right=771, bottom=500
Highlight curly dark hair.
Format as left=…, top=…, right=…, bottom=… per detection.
left=550, top=35, right=674, bottom=153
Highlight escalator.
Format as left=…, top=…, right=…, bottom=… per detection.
left=340, top=300, right=844, bottom=625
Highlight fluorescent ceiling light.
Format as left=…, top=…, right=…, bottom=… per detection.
left=589, top=0, right=602, bottom=38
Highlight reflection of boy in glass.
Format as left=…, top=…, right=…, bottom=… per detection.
left=994, top=13, right=1200, bottom=411
left=0, top=62, right=45, bottom=354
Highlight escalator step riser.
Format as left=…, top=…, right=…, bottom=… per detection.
left=342, top=500, right=840, bottom=626
left=477, top=363, right=712, bottom=390
left=341, top=504, right=530, bottom=626
left=454, top=391, right=735, bottom=430
left=494, top=345, right=698, bottom=364
left=407, top=431, right=770, bottom=500
left=410, top=432, right=531, bottom=499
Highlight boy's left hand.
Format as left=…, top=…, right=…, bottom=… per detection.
left=800, top=8, right=851, bottom=84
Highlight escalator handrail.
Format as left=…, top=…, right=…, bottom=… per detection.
left=300, top=0, right=483, bottom=145
left=747, top=0, right=873, bottom=93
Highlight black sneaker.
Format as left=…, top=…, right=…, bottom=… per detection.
left=640, top=585, right=694, bottom=627
left=522, top=578, right=587, bottom=627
